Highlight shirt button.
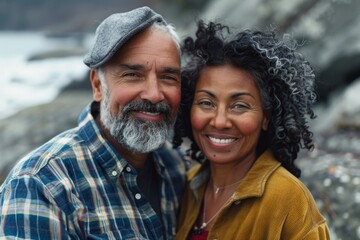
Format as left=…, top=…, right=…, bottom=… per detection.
left=135, top=193, right=142, bottom=200
left=126, top=167, right=131, bottom=172
left=111, top=170, right=117, bottom=176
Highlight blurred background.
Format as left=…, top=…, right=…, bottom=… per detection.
left=0, top=0, right=360, bottom=239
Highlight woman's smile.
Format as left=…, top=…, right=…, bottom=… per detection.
left=206, top=134, right=238, bottom=145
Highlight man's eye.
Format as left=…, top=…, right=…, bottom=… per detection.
left=162, top=75, right=179, bottom=81
left=123, top=72, right=138, bottom=77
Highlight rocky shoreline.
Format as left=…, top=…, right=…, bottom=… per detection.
left=297, top=134, right=360, bottom=240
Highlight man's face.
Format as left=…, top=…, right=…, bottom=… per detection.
left=93, top=27, right=181, bottom=153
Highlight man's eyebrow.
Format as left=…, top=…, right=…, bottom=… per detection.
left=162, top=67, right=180, bottom=74
left=118, top=64, right=144, bottom=70
left=118, top=64, right=179, bottom=74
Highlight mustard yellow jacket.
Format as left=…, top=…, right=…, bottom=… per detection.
left=175, top=150, right=330, bottom=240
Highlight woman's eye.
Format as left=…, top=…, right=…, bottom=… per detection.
left=232, top=103, right=249, bottom=111
left=197, top=100, right=213, bottom=108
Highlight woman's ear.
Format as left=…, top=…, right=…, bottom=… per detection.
left=262, top=111, right=271, bottom=131
left=90, top=69, right=103, bottom=101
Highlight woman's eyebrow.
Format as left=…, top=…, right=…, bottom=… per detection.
left=196, top=90, right=255, bottom=100
left=230, top=92, right=255, bottom=100
left=196, top=89, right=215, bottom=98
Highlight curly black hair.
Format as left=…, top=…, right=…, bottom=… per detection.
left=173, top=21, right=317, bottom=178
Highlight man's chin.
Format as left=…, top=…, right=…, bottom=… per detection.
left=123, top=142, right=166, bottom=153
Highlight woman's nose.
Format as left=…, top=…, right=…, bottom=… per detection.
left=210, top=107, right=232, bottom=129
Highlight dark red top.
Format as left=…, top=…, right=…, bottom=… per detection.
left=188, top=230, right=209, bottom=240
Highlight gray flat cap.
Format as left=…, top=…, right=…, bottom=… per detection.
left=83, top=6, right=167, bottom=68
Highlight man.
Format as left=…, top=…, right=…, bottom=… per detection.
left=0, top=6, right=185, bottom=239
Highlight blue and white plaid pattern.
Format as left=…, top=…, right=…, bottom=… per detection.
left=0, top=102, right=185, bottom=239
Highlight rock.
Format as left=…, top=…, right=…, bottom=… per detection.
left=298, top=143, right=360, bottom=240
left=195, top=0, right=360, bottom=102
left=27, top=47, right=88, bottom=61
left=296, top=78, right=360, bottom=239
left=313, top=78, right=360, bottom=134
left=0, top=90, right=92, bottom=184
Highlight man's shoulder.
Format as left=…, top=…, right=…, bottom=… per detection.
left=33, top=127, right=85, bottom=160
left=3, top=128, right=85, bottom=181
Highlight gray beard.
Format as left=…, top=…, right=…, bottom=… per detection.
left=100, top=91, right=174, bottom=153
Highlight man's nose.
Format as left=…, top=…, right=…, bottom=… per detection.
left=140, top=75, right=165, bottom=103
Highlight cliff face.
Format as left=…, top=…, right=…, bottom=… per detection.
left=194, top=0, right=360, bottom=102
left=3, top=0, right=360, bottom=101
left=0, top=0, right=151, bottom=32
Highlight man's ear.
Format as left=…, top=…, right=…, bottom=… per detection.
left=90, top=69, right=103, bottom=101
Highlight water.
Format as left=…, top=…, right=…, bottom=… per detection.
left=0, top=31, right=93, bottom=119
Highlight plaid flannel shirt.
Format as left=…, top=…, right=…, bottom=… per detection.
left=0, top=102, right=185, bottom=239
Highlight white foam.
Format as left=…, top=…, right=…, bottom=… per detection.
left=0, top=31, right=92, bottom=119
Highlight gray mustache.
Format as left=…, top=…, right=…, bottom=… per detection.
left=122, top=100, right=171, bottom=116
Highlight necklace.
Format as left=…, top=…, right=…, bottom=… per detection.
left=192, top=183, right=234, bottom=235
left=212, top=178, right=243, bottom=194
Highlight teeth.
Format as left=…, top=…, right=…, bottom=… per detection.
left=208, top=136, right=236, bottom=144
left=140, top=111, right=160, bottom=116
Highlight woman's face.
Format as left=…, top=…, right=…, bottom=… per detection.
left=191, top=64, right=269, bottom=165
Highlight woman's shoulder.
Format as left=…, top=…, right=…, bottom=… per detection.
left=267, top=166, right=329, bottom=237
left=252, top=150, right=314, bottom=200
left=272, top=166, right=312, bottom=193
left=265, top=165, right=324, bottom=218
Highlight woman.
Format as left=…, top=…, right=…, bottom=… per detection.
left=173, top=21, right=330, bottom=239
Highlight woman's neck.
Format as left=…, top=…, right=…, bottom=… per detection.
left=208, top=155, right=256, bottom=191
